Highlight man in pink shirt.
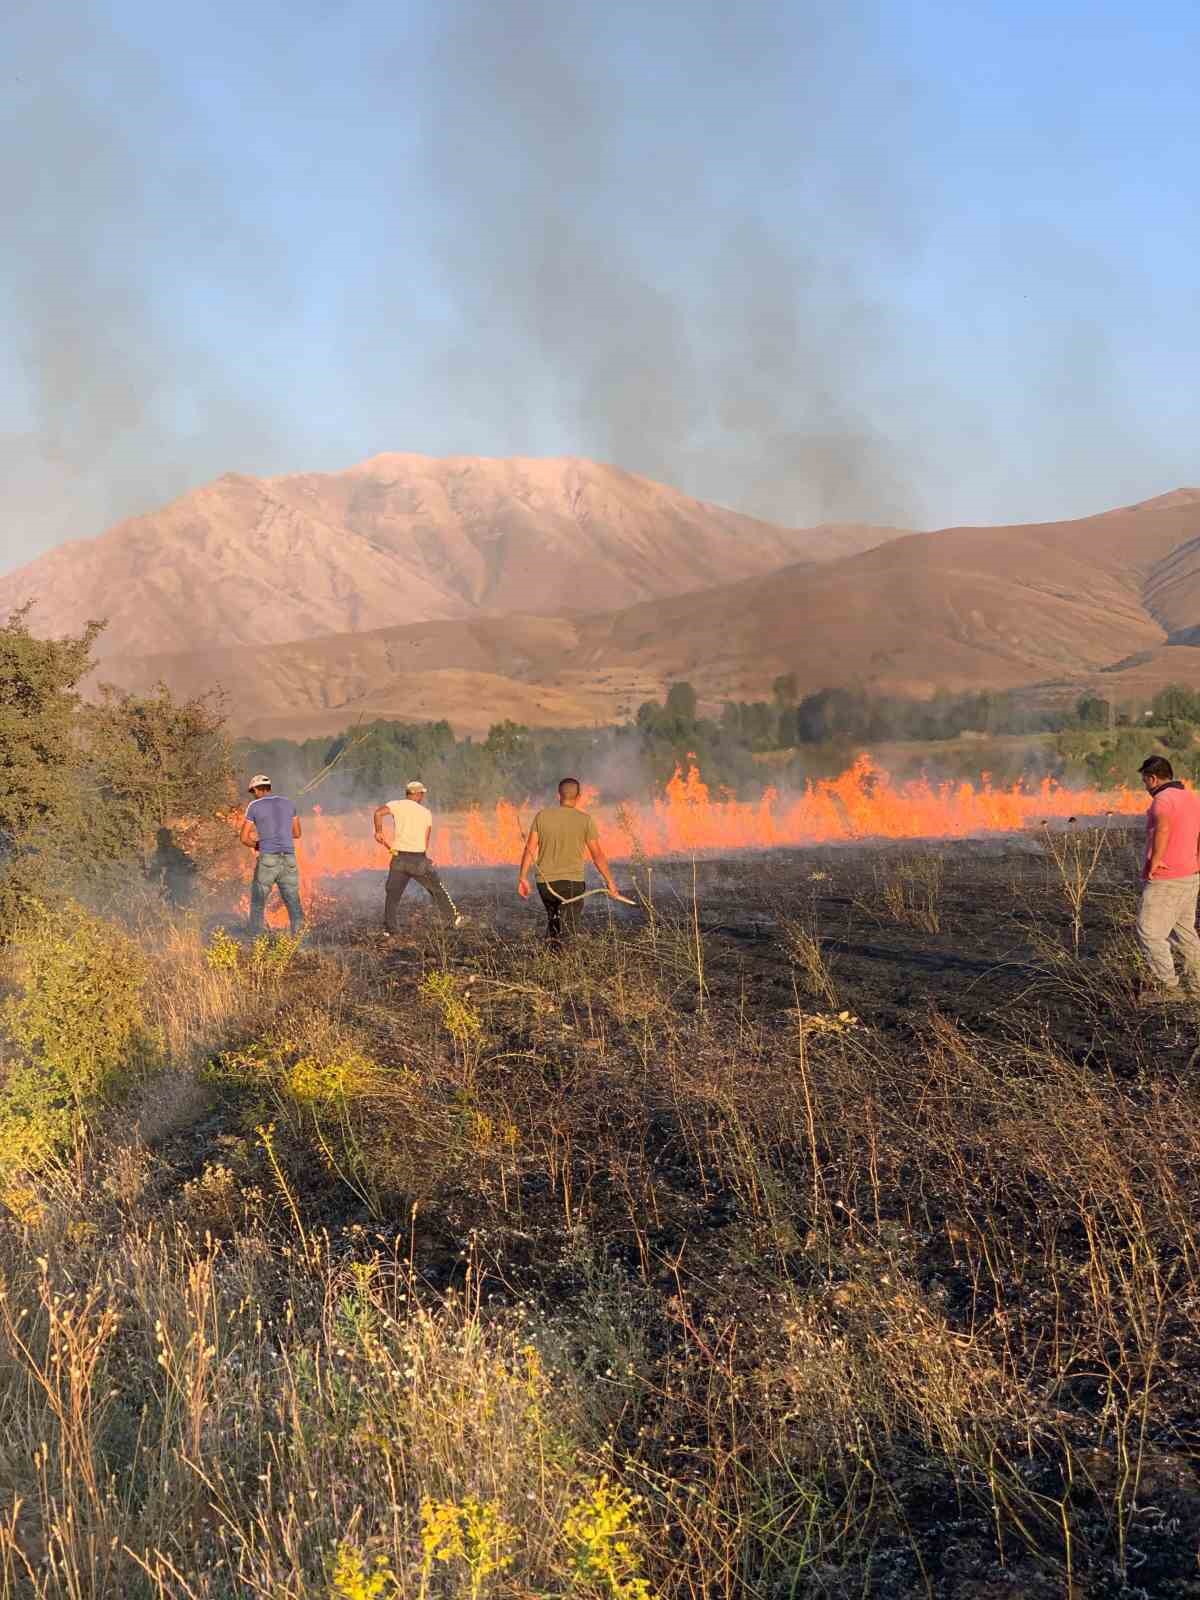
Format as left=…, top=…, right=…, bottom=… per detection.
left=1136, top=755, right=1200, bottom=999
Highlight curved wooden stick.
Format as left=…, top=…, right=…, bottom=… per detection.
left=543, top=884, right=637, bottom=907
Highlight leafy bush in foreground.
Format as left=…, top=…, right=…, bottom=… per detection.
left=0, top=901, right=156, bottom=1174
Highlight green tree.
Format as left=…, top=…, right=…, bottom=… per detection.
left=0, top=607, right=103, bottom=845
left=231, top=735, right=326, bottom=803
left=771, top=672, right=799, bottom=708
left=483, top=720, right=531, bottom=779
left=1084, top=731, right=1156, bottom=790
left=83, top=683, right=234, bottom=864
left=738, top=702, right=776, bottom=750
left=1075, top=695, right=1111, bottom=730
left=636, top=700, right=664, bottom=734
left=1151, top=683, right=1200, bottom=724
left=1162, top=717, right=1196, bottom=752
left=331, top=720, right=456, bottom=798
left=664, top=682, right=698, bottom=724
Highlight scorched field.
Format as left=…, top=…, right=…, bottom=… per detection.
left=1, top=822, right=1198, bottom=1600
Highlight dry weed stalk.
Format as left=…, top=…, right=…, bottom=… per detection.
left=781, top=919, right=838, bottom=1005
left=870, top=850, right=945, bottom=932
left=1038, top=820, right=1114, bottom=953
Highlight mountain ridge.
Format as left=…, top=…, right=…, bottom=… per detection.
left=12, top=463, right=1200, bottom=738
left=91, top=491, right=1200, bottom=737
left=0, top=453, right=904, bottom=659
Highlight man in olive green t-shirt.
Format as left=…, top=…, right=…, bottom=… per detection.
left=517, top=777, right=619, bottom=942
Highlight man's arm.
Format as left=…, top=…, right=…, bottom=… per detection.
left=424, top=822, right=432, bottom=855
left=373, top=805, right=392, bottom=851
left=239, top=809, right=258, bottom=851
left=587, top=838, right=619, bottom=895
left=1146, top=811, right=1171, bottom=879
left=517, top=824, right=538, bottom=897
left=292, top=813, right=302, bottom=840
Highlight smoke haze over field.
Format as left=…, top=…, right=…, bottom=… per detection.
left=3, top=0, right=1199, bottom=573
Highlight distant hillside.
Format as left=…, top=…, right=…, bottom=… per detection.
left=93, top=490, right=1200, bottom=737
left=571, top=490, right=1200, bottom=699
left=0, top=453, right=903, bottom=660
left=96, top=615, right=655, bottom=739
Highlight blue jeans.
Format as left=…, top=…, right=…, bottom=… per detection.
left=249, top=852, right=303, bottom=935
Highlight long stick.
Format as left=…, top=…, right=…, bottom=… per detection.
left=298, top=714, right=371, bottom=797
left=543, top=884, right=637, bottom=907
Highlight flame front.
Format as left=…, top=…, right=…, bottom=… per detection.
left=278, top=754, right=1144, bottom=888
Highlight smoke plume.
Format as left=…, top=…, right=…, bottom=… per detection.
left=416, top=0, right=924, bottom=527
left=0, top=0, right=932, bottom=571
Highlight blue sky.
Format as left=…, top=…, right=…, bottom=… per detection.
left=2, top=0, right=1197, bottom=571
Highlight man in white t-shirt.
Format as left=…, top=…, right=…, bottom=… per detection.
left=372, top=779, right=462, bottom=933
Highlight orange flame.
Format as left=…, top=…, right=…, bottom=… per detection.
left=233, top=756, right=1143, bottom=916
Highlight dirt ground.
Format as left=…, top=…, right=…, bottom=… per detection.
left=326, top=820, right=1171, bottom=1062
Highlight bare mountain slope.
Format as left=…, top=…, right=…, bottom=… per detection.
left=95, top=491, right=1200, bottom=738
left=0, top=453, right=903, bottom=660
left=580, top=493, right=1200, bottom=697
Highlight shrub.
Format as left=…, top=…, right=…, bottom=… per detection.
left=418, top=969, right=482, bottom=1044
left=205, top=926, right=242, bottom=971
left=0, top=901, right=156, bottom=1173
left=1162, top=715, right=1196, bottom=751
left=204, top=927, right=305, bottom=984
left=208, top=1021, right=395, bottom=1212
left=419, top=1496, right=518, bottom=1597
left=82, top=681, right=234, bottom=868
left=562, top=1475, right=653, bottom=1599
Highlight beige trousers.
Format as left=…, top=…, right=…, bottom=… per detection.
left=1136, top=874, right=1200, bottom=988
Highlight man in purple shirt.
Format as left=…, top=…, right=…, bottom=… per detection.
left=239, top=774, right=304, bottom=935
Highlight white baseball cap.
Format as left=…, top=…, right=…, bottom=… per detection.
left=405, top=779, right=427, bottom=794
left=248, top=774, right=272, bottom=791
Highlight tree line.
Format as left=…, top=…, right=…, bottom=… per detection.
left=238, top=680, right=1192, bottom=814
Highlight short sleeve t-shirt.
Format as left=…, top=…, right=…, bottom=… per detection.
left=532, top=806, right=599, bottom=882
left=1145, top=783, right=1200, bottom=878
left=387, top=798, right=433, bottom=852
left=245, top=794, right=296, bottom=854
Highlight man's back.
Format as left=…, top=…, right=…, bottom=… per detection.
left=533, top=805, right=598, bottom=881
left=246, top=794, right=296, bottom=854
left=386, top=797, right=432, bottom=852
left=1147, top=783, right=1200, bottom=877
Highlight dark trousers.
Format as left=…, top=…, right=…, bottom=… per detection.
left=537, top=879, right=585, bottom=942
left=385, top=851, right=456, bottom=929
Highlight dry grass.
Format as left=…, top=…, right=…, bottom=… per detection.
left=780, top=918, right=839, bottom=1006
left=0, top=852, right=1197, bottom=1597
left=864, top=851, right=945, bottom=933
left=1037, top=822, right=1118, bottom=954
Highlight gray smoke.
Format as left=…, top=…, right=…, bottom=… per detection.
left=0, top=4, right=291, bottom=570
left=417, top=0, right=924, bottom=527
left=2, top=0, right=932, bottom=572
